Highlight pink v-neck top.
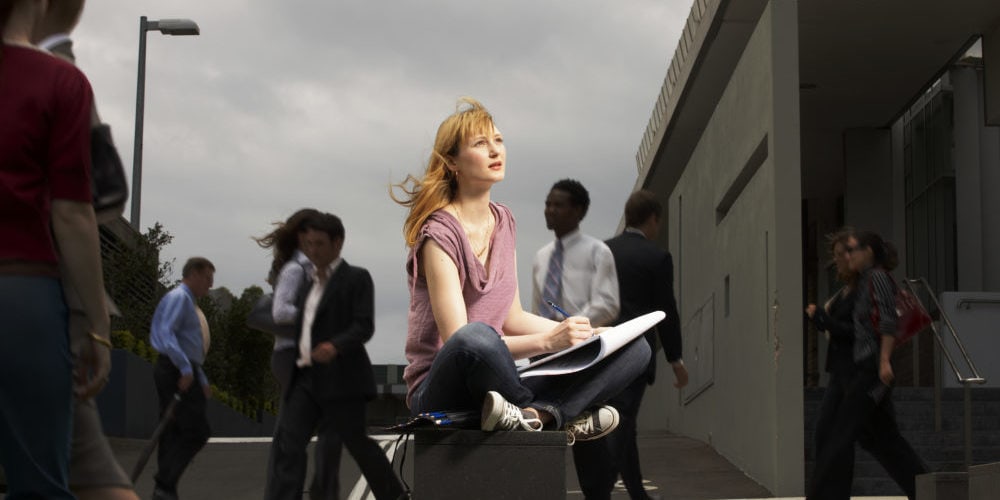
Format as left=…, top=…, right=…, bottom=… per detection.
left=403, top=202, right=518, bottom=404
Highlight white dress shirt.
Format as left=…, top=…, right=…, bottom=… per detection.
left=532, top=229, right=620, bottom=326
left=298, top=258, right=342, bottom=367
left=195, top=306, right=210, bottom=356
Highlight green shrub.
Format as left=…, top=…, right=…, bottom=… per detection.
left=111, top=330, right=135, bottom=351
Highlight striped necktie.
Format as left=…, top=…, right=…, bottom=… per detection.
left=540, top=239, right=564, bottom=319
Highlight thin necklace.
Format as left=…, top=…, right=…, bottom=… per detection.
left=452, top=204, right=494, bottom=258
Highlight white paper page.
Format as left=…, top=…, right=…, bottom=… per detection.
left=517, top=311, right=666, bottom=378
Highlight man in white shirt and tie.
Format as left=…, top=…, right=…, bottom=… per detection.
left=532, top=178, right=619, bottom=326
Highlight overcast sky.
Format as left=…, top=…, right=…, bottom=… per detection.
left=72, top=0, right=690, bottom=364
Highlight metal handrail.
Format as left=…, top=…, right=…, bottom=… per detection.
left=903, top=278, right=986, bottom=385
left=903, top=277, right=987, bottom=469
left=957, top=297, right=1000, bottom=310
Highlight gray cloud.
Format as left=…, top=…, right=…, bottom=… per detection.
left=73, top=0, right=688, bottom=363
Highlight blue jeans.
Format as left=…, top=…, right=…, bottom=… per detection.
left=0, top=276, right=75, bottom=499
left=410, top=322, right=650, bottom=429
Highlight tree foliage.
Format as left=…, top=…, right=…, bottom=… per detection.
left=201, top=285, right=280, bottom=413
left=103, top=222, right=175, bottom=339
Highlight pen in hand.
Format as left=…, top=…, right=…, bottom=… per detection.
left=547, top=301, right=599, bottom=340
left=546, top=301, right=571, bottom=319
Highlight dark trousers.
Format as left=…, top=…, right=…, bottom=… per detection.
left=573, top=370, right=651, bottom=500
left=153, top=356, right=211, bottom=495
left=811, top=370, right=855, bottom=499
left=808, top=362, right=927, bottom=500
left=265, top=368, right=403, bottom=500
left=610, top=375, right=651, bottom=498
left=271, top=348, right=343, bottom=500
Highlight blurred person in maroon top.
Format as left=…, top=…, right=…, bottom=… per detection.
left=0, top=0, right=111, bottom=498
left=29, top=1, right=139, bottom=498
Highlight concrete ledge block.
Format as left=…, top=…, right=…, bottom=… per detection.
left=970, top=462, right=1000, bottom=500
left=916, top=471, right=968, bottom=500
left=413, top=430, right=566, bottom=500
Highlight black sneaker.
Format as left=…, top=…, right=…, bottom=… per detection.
left=565, top=406, right=619, bottom=445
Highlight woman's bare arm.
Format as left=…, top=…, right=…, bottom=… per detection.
left=422, top=239, right=470, bottom=343
left=52, top=199, right=110, bottom=398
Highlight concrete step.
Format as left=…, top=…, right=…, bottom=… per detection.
left=806, top=403, right=1000, bottom=420
left=852, top=477, right=906, bottom=496
left=969, top=462, right=1000, bottom=500
left=804, top=387, right=1000, bottom=403
left=805, top=432, right=1000, bottom=454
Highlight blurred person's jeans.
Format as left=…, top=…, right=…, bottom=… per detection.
left=0, top=275, right=75, bottom=499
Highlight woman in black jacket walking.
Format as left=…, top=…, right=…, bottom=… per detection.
left=806, top=228, right=859, bottom=499
left=808, top=231, right=927, bottom=500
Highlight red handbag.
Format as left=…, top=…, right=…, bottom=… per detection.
left=894, top=287, right=932, bottom=345
left=869, top=276, right=932, bottom=346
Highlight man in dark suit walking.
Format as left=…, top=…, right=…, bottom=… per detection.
left=577, top=190, right=689, bottom=500
left=264, top=213, right=404, bottom=500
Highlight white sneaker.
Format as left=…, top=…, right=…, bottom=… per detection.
left=481, top=391, right=542, bottom=431
left=565, top=406, right=619, bottom=445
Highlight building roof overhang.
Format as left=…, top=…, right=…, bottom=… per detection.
left=636, top=0, right=1000, bottom=198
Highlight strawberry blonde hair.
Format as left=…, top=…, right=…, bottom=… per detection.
left=391, top=97, right=497, bottom=247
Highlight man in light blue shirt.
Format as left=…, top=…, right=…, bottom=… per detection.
left=149, top=257, right=215, bottom=500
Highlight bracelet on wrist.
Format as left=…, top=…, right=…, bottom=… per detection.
left=88, top=332, right=112, bottom=349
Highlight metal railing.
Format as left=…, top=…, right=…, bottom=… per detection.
left=903, top=277, right=986, bottom=469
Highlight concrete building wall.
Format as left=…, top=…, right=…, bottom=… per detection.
left=953, top=66, right=986, bottom=292
left=844, top=129, right=894, bottom=240
left=982, top=107, right=1000, bottom=291
left=843, top=126, right=910, bottom=283
left=953, top=65, right=1000, bottom=292
left=985, top=24, right=1000, bottom=126
left=646, top=1, right=803, bottom=494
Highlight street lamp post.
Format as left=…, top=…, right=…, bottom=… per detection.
left=131, top=16, right=200, bottom=231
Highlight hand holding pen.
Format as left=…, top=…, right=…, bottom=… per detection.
left=547, top=301, right=599, bottom=338
left=543, top=302, right=597, bottom=351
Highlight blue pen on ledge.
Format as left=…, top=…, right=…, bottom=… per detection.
left=546, top=301, right=571, bottom=319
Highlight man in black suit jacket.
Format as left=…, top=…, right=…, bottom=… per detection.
left=577, top=190, right=688, bottom=500
left=264, top=213, right=404, bottom=500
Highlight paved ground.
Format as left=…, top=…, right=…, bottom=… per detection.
left=5, top=430, right=905, bottom=499
left=597, top=431, right=773, bottom=499
left=113, top=430, right=775, bottom=499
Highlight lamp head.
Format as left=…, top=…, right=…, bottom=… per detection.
left=153, top=19, right=200, bottom=36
